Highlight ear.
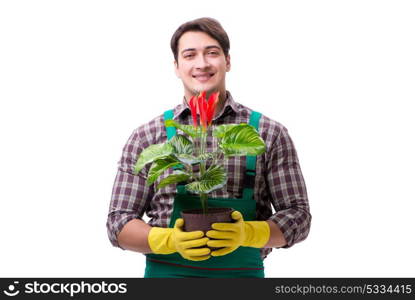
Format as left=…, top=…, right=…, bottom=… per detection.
left=226, top=54, right=231, bottom=72
left=174, top=60, right=181, bottom=78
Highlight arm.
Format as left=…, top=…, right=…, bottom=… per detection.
left=118, top=217, right=211, bottom=260
left=205, top=126, right=309, bottom=255
left=265, top=220, right=287, bottom=248
left=117, top=218, right=152, bottom=253
left=107, top=127, right=210, bottom=260
left=106, top=128, right=155, bottom=251
left=266, top=125, right=311, bottom=248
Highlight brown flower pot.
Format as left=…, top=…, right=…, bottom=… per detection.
left=181, top=207, right=233, bottom=233
left=181, top=207, right=233, bottom=251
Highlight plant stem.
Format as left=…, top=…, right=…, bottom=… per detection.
left=199, top=130, right=208, bottom=214
left=184, top=163, right=194, bottom=180
left=200, top=193, right=208, bottom=214
left=200, top=131, right=206, bottom=174
left=212, top=150, right=223, bottom=167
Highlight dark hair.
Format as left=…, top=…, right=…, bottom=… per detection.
left=170, top=17, right=230, bottom=62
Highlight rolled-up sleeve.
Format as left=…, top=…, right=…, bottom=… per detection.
left=266, top=126, right=311, bottom=248
left=106, top=128, right=154, bottom=249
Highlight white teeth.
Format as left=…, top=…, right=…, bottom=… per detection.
left=193, top=74, right=214, bottom=77
left=194, top=75, right=210, bottom=81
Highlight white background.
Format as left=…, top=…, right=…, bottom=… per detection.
left=1, top=0, right=414, bottom=277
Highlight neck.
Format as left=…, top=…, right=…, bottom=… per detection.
left=213, top=90, right=227, bottom=117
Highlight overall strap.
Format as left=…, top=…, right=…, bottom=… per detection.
left=164, top=109, right=176, bottom=140
left=164, top=109, right=184, bottom=176
left=242, top=111, right=262, bottom=200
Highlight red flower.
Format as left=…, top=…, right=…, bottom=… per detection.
left=206, top=91, right=220, bottom=125
left=197, top=91, right=208, bottom=130
left=188, top=95, right=198, bottom=128
left=188, top=91, right=220, bottom=130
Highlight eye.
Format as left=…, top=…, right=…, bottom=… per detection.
left=184, top=53, right=195, bottom=59
left=208, top=51, right=219, bottom=55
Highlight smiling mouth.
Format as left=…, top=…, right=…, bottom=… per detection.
left=192, top=73, right=215, bottom=81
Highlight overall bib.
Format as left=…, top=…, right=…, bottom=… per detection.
left=144, top=110, right=264, bottom=278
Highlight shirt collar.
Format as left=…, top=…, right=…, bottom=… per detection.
left=174, top=90, right=240, bottom=120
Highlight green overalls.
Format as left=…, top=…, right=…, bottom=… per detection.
left=144, top=110, right=264, bottom=278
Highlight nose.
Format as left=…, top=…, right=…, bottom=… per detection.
left=194, top=53, right=211, bottom=70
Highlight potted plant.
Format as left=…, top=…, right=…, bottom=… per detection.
left=133, top=91, right=266, bottom=233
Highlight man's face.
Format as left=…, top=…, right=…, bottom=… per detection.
left=174, top=31, right=231, bottom=99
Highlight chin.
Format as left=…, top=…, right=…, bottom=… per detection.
left=197, top=86, right=220, bottom=94
left=186, top=83, right=221, bottom=95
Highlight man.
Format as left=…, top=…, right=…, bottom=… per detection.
left=107, top=17, right=311, bottom=278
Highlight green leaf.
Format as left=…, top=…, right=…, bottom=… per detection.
left=165, top=120, right=201, bottom=138
left=133, top=143, right=174, bottom=174
left=185, top=165, right=227, bottom=194
left=157, top=172, right=191, bottom=190
left=168, top=134, right=193, bottom=155
left=174, top=151, right=219, bottom=165
left=174, top=154, right=202, bottom=165
left=147, top=156, right=182, bottom=185
left=213, top=124, right=244, bottom=139
left=219, top=124, right=266, bottom=156
left=196, top=152, right=218, bottom=161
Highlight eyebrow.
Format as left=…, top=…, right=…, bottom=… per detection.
left=181, top=45, right=221, bottom=55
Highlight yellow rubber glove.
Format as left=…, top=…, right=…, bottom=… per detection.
left=147, top=218, right=211, bottom=261
left=206, top=211, right=270, bottom=257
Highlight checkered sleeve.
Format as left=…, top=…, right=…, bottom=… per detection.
left=266, top=126, right=311, bottom=248
left=106, top=128, right=154, bottom=249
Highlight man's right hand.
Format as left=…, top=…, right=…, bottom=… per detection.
left=147, top=218, right=211, bottom=261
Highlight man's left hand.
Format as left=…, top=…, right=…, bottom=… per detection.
left=206, top=211, right=270, bottom=257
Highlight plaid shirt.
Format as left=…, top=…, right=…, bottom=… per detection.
left=107, top=91, right=311, bottom=259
